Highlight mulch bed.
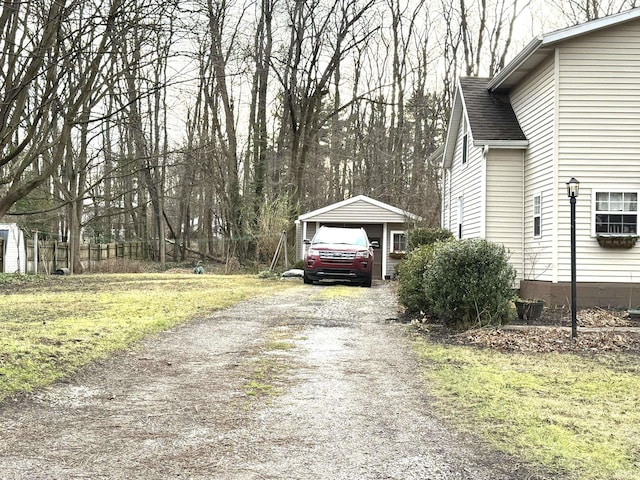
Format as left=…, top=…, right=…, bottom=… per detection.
left=414, top=307, right=640, bottom=354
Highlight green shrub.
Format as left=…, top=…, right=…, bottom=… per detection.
left=397, top=245, right=435, bottom=314
left=407, top=227, right=454, bottom=251
left=424, top=239, right=515, bottom=328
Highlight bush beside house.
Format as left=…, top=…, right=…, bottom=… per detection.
left=398, top=236, right=515, bottom=329
left=407, top=228, right=453, bottom=251
left=397, top=245, right=435, bottom=314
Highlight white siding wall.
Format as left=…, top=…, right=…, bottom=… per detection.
left=447, top=120, right=484, bottom=239
left=441, top=170, right=450, bottom=230
left=0, top=224, right=26, bottom=274
left=385, top=222, right=409, bottom=278
left=556, top=19, right=640, bottom=282
left=485, top=149, right=524, bottom=281
left=308, top=199, right=409, bottom=223
left=511, top=55, right=557, bottom=282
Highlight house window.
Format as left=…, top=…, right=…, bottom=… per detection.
left=462, top=134, right=468, bottom=165
left=390, top=231, right=407, bottom=253
left=595, top=192, right=638, bottom=234
left=533, top=194, right=542, bottom=237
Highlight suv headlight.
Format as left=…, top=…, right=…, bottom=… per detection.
left=307, top=248, right=320, bottom=257
left=355, top=250, right=370, bottom=258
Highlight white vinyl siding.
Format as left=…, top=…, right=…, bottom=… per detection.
left=485, top=149, right=524, bottom=282
left=511, top=55, right=556, bottom=282
left=447, top=119, right=484, bottom=239
left=556, top=18, right=640, bottom=282
left=307, top=199, right=410, bottom=223
left=0, top=224, right=26, bottom=274
left=385, top=223, right=410, bottom=278
left=442, top=170, right=451, bottom=230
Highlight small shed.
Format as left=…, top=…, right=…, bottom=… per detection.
left=0, top=223, right=26, bottom=274
left=295, top=195, right=421, bottom=280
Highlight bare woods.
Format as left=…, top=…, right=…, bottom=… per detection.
left=1, top=0, right=620, bottom=270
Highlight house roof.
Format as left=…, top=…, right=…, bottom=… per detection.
left=460, top=77, right=527, bottom=143
left=442, top=78, right=528, bottom=168
left=488, top=7, right=640, bottom=91
left=443, top=8, right=640, bottom=168
left=297, top=194, right=420, bottom=222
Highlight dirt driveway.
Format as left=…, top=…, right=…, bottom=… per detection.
left=0, top=281, right=541, bottom=479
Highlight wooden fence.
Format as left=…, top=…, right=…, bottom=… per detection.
left=23, top=240, right=150, bottom=274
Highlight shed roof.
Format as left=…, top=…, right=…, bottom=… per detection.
left=297, top=195, right=420, bottom=223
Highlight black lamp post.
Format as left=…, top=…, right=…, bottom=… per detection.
left=567, top=177, right=580, bottom=338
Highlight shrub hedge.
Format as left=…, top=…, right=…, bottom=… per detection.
left=397, top=245, right=435, bottom=314
left=424, top=239, right=515, bottom=328
left=407, top=227, right=454, bottom=251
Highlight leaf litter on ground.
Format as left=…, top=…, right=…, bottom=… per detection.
left=415, top=307, right=640, bottom=354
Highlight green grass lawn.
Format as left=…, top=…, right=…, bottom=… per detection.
left=414, top=339, right=640, bottom=480
left=0, top=273, right=298, bottom=402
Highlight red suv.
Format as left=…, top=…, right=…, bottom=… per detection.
left=303, top=226, right=376, bottom=287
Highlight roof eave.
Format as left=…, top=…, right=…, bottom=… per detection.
left=472, top=140, right=529, bottom=148
left=297, top=194, right=421, bottom=222
left=442, top=80, right=464, bottom=169
left=488, top=7, right=640, bottom=92
left=487, top=37, right=543, bottom=91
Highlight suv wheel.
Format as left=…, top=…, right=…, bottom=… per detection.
left=303, top=273, right=313, bottom=285
left=362, top=275, right=372, bottom=288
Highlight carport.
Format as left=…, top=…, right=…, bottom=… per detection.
left=295, top=195, right=421, bottom=280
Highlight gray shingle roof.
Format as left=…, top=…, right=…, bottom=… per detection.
left=460, top=77, right=527, bottom=142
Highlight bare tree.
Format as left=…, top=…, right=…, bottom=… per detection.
left=0, top=0, right=124, bottom=219
left=247, top=0, right=276, bottom=219
left=547, top=0, right=639, bottom=22
left=443, top=0, right=526, bottom=77
left=274, top=0, right=377, bottom=215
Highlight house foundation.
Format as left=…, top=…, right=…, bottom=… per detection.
left=519, top=280, right=640, bottom=309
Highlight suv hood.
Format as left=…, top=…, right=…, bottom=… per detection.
left=311, top=242, right=367, bottom=251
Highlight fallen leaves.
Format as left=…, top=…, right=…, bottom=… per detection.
left=416, top=307, right=640, bottom=354
left=454, top=327, right=640, bottom=354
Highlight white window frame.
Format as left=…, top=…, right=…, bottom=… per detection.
left=592, top=190, right=639, bottom=236
left=389, top=230, right=407, bottom=253
left=533, top=192, right=542, bottom=238
left=462, top=133, right=468, bottom=166
left=461, top=115, right=468, bottom=167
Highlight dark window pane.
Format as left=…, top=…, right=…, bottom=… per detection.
left=595, top=213, right=637, bottom=234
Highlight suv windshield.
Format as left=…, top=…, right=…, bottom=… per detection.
left=312, top=228, right=368, bottom=247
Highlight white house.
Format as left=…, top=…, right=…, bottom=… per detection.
left=0, top=223, right=26, bottom=274
left=441, top=8, right=640, bottom=307
left=296, top=195, right=421, bottom=280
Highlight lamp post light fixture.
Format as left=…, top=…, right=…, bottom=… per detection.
left=567, top=177, right=580, bottom=338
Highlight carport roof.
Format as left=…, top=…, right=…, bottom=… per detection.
left=297, top=195, right=421, bottom=223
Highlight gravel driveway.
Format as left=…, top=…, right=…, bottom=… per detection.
left=0, top=281, right=540, bottom=479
